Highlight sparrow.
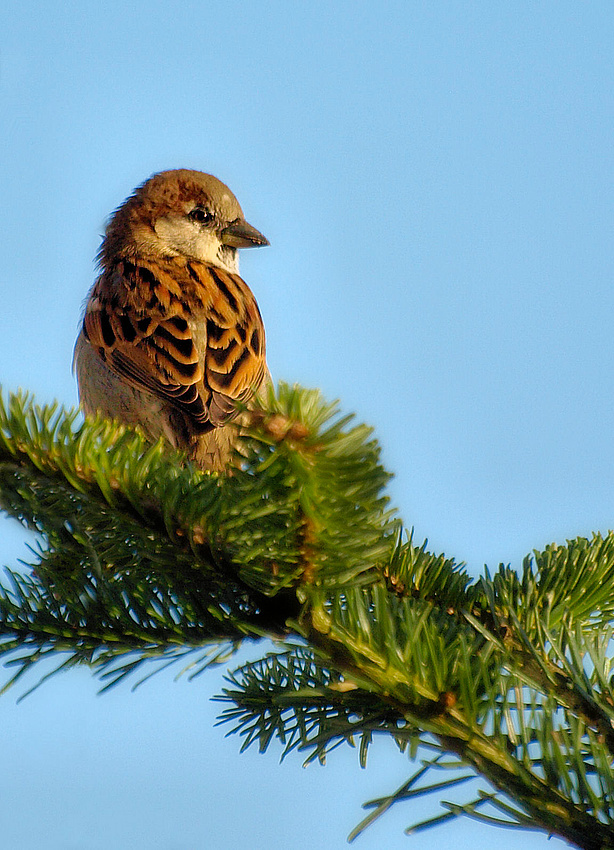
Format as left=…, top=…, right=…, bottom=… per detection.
left=74, top=169, right=270, bottom=471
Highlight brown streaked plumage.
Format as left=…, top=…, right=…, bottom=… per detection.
left=74, top=169, right=270, bottom=470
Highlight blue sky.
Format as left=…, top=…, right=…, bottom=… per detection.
left=1, top=2, right=614, bottom=848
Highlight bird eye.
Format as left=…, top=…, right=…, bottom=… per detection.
left=188, top=207, right=214, bottom=225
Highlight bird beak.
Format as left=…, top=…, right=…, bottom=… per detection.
left=221, top=219, right=269, bottom=248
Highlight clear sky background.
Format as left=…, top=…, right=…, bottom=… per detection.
left=1, top=2, right=613, bottom=848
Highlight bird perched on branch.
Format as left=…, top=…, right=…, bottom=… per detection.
left=74, top=169, right=270, bottom=471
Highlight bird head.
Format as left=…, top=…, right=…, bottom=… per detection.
left=99, top=169, right=269, bottom=274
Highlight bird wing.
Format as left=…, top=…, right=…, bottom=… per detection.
left=82, top=258, right=267, bottom=430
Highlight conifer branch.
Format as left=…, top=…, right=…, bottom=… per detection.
left=0, top=386, right=613, bottom=847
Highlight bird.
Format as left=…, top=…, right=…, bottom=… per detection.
left=74, top=169, right=270, bottom=471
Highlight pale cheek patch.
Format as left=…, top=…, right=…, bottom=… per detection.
left=154, top=217, right=216, bottom=263
left=153, top=216, right=239, bottom=272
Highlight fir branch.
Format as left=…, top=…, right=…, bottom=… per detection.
left=2, top=386, right=614, bottom=847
